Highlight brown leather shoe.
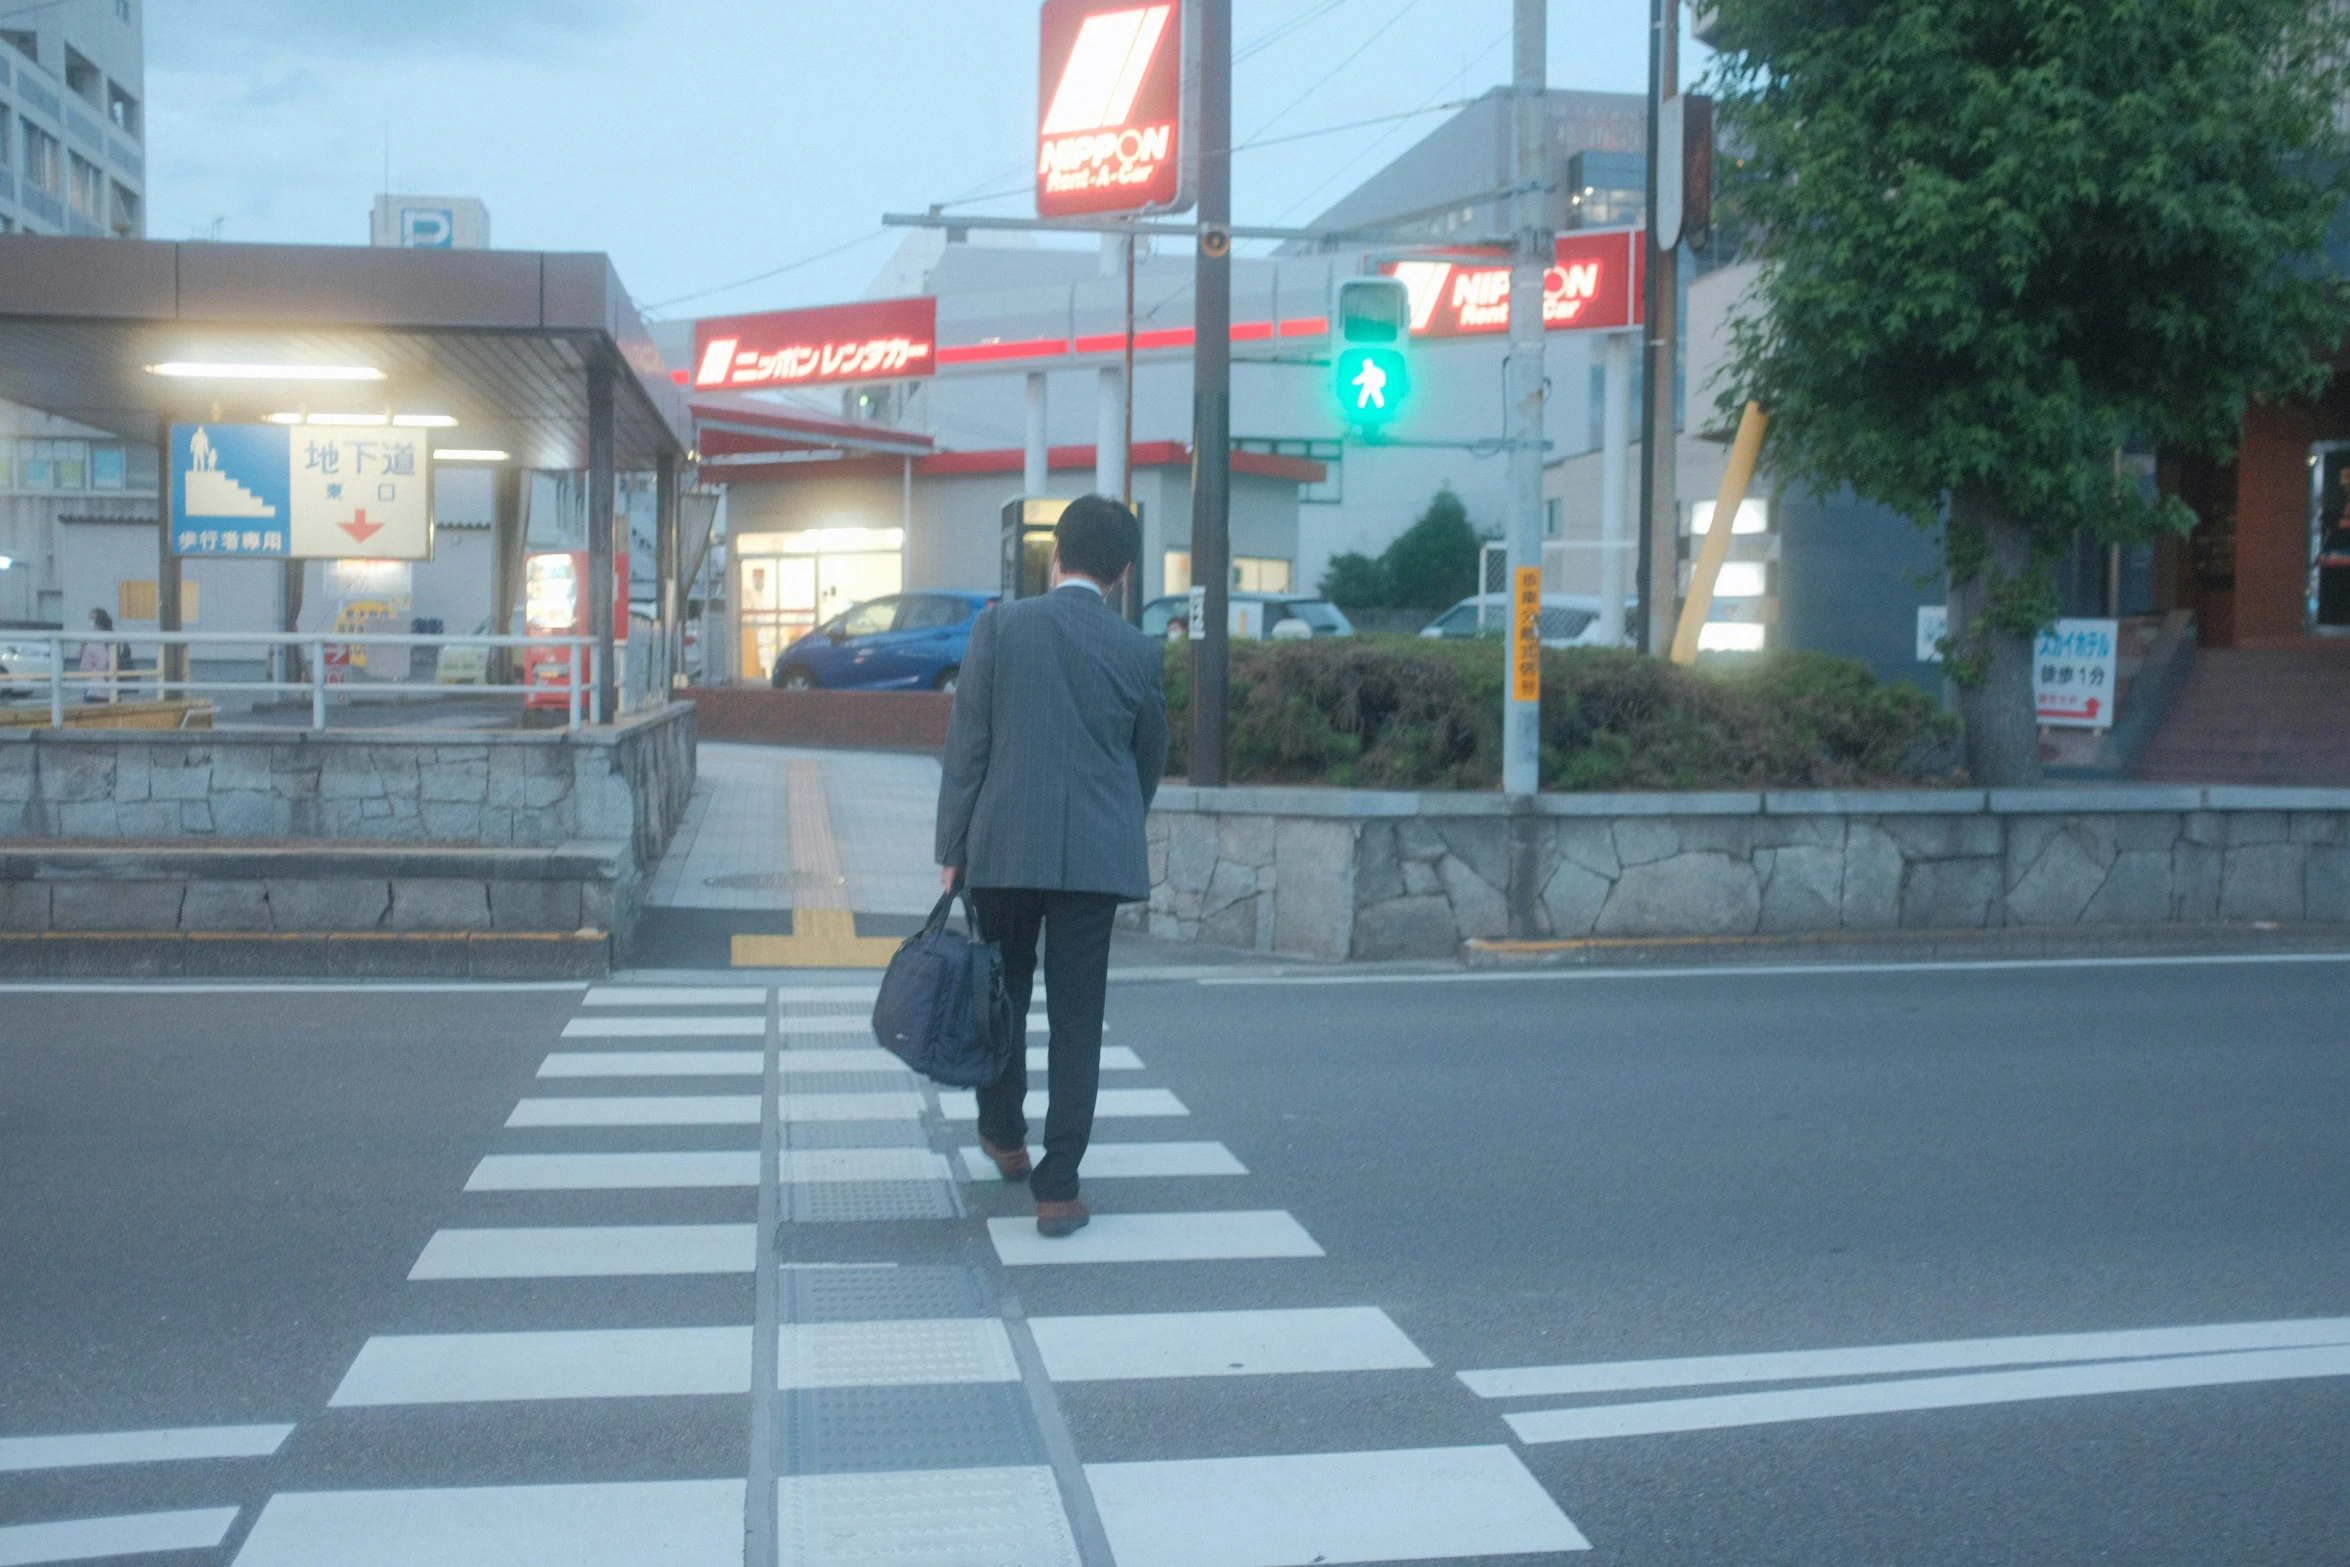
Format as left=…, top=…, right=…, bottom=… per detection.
left=1035, top=1199, right=1090, bottom=1237
left=978, top=1137, right=1032, bottom=1181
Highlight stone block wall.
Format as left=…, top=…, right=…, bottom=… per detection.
left=1134, top=786, right=2350, bottom=960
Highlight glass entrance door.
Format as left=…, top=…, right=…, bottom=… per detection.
left=2310, top=442, right=2350, bottom=633
left=734, top=528, right=905, bottom=682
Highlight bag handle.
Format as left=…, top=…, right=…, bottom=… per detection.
left=923, top=882, right=988, bottom=941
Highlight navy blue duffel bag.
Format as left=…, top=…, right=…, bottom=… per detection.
left=871, top=886, right=1016, bottom=1088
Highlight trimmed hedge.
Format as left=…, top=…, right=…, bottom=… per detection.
left=1162, top=636, right=1960, bottom=791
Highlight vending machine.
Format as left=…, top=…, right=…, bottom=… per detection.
left=522, top=551, right=627, bottom=710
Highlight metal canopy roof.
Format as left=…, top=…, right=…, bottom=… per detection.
left=690, top=392, right=935, bottom=462
left=0, top=236, right=691, bottom=471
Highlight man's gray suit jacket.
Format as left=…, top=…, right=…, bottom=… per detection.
left=934, top=584, right=1170, bottom=901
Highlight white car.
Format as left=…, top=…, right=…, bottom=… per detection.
left=0, top=639, right=58, bottom=698
left=1420, top=593, right=1624, bottom=649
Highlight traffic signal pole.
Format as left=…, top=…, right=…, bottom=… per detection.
left=1502, top=0, right=1549, bottom=798
left=1189, top=0, right=1233, bottom=787
left=1635, top=0, right=1679, bottom=654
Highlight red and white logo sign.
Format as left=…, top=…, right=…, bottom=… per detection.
left=1385, top=229, right=1644, bottom=339
left=692, top=297, right=938, bottom=391
left=1037, top=0, right=1188, bottom=217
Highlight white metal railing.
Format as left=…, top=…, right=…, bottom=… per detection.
left=2, top=631, right=604, bottom=733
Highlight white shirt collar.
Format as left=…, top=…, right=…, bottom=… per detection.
left=1054, top=577, right=1105, bottom=597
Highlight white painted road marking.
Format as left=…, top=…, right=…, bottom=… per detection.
left=1084, top=1446, right=1589, bottom=1566
left=957, top=1141, right=1247, bottom=1181
left=560, top=1016, right=765, bottom=1038
left=230, top=1480, right=744, bottom=1567
left=1029, top=1046, right=1143, bottom=1070
left=988, top=1210, right=1323, bottom=1267
left=466, top=1151, right=759, bottom=1191
left=0, top=1423, right=292, bottom=1472
left=937, top=1088, right=1188, bottom=1121
left=409, top=1225, right=756, bottom=1279
left=777, top=1319, right=1020, bottom=1389
left=331, top=1327, right=751, bottom=1406
left=0, top=1507, right=240, bottom=1566
left=1506, top=1342, right=2350, bottom=1444
left=781, top=1147, right=953, bottom=1184
left=1461, top=1315, right=2350, bottom=1399
left=1032, top=1307, right=1432, bottom=1382
left=538, top=1051, right=762, bottom=1077
left=506, top=1096, right=760, bottom=1127
left=1201, top=951, right=2350, bottom=987
left=582, top=987, right=767, bottom=1007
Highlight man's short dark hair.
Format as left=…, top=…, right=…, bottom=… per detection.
left=1054, top=494, right=1141, bottom=584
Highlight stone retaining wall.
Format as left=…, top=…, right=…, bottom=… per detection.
left=1134, top=785, right=2350, bottom=960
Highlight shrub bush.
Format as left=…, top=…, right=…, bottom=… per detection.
left=1162, top=636, right=1960, bottom=790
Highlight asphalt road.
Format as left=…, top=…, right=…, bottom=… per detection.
left=3, top=954, right=2347, bottom=1566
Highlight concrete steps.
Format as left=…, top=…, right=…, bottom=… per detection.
left=2140, top=647, right=2350, bottom=785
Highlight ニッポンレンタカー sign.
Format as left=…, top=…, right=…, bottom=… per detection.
left=692, top=297, right=938, bottom=392
left=169, top=423, right=432, bottom=560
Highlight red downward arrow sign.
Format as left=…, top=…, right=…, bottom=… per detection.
left=340, top=509, right=383, bottom=545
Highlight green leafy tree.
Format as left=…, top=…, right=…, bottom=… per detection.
left=1710, top=0, right=2350, bottom=782
left=1318, top=486, right=1487, bottom=611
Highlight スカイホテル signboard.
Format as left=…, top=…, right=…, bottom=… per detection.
left=169, top=422, right=433, bottom=560
left=1037, top=0, right=1192, bottom=218
left=692, top=297, right=939, bottom=392
left=1387, top=229, right=1645, bottom=340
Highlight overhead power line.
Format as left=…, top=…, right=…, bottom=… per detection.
left=642, top=229, right=893, bottom=315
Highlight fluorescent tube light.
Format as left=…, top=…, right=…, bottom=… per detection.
left=391, top=414, right=459, bottom=428
left=303, top=412, right=390, bottom=427
left=433, top=449, right=510, bottom=462
left=148, top=362, right=385, bottom=381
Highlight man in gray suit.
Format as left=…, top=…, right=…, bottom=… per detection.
left=936, top=494, right=1169, bottom=1236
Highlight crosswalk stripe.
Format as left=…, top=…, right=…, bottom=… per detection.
left=779, top=1092, right=925, bottom=1122
left=465, top=1152, right=758, bottom=1191
left=1032, top=1046, right=1142, bottom=1070
left=408, top=1225, right=756, bottom=1280
left=782, top=1148, right=952, bottom=1184
left=1505, top=1343, right=2350, bottom=1445
left=778, top=1319, right=1020, bottom=1388
left=1458, top=1314, right=2350, bottom=1399
left=956, top=1142, right=1246, bottom=1181
left=987, top=1211, right=1323, bottom=1267
left=560, top=1016, right=765, bottom=1038
left=1084, top=1446, right=1589, bottom=1565
left=538, top=1052, right=762, bottom=1078
left=938, top=1088, right=1187, bottom=1121
left=0, top=1424, right=292, bottom=1473
left=330, top=1327, right=751, bottom=1406
left=582, top=987, right=767, bottom=1007
left=230, top=1480, right=744, bottom=1567
left=0, top=1507, right=241, bottom=1566
left=783, top=1017, right=1066, bottom=1037
left=1030, top=1307, right=1431, bottom=1382
left=506, top=1096, right=760, bottom=1127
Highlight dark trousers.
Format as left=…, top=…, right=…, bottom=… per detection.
left=971, top=887, right=1119, bottom=1203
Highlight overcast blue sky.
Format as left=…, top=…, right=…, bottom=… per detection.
left=147, top=2, right=1707, bottom=321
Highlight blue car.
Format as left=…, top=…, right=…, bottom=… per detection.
left=772, top=591, right=996, bottom=693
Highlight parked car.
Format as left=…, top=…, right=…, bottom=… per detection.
left=1139, top=592, right=1354, bottom=641
left=0, top=639, right=56, bottom=699
left=1420, top=593, right=1622, bottom=649
left=772, top=591, right=996, bottom=692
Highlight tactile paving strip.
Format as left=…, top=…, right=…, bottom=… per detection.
left=787, top=1265, right=994, bottom=1324
left=782, top=1148, right=952, bottom=1184
left=781, top=1092, right=926, bottom=1123
left=779, top=1317, right=1020, bottom=1388
left=772, top=1071, right=914, bottom=1094
left=780, top=1383, right=1043, bottom=1475
left=785, top=1121, right=931, bottom=1150
left=778, top=1465, right=1079, bottom=1567
left=787, top=1179, right=960, bottom=1223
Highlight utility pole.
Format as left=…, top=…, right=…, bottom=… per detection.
left=1189, top=0, right=1233, bottom=786
left=1502, top=0, right=1549, bottom=797
left=1635, top=0, right=1680, bottom=654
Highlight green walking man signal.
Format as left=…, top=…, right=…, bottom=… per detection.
left=1332, top=276, right=1411, bottom=430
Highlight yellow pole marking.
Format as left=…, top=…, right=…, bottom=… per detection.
left=1670, top=400, right=1769, bottom=667
left=730, top=759, right=905, bottom=969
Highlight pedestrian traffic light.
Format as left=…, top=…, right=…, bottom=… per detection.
left=1332, top=276, right=1411, bottom=431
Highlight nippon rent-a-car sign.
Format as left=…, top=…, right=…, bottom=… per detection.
left=1037, top=0, right=1193, bottom=218
left=691, top=297, right=938, bottom=392
left=1386, top=229, right=1647, bottom=339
